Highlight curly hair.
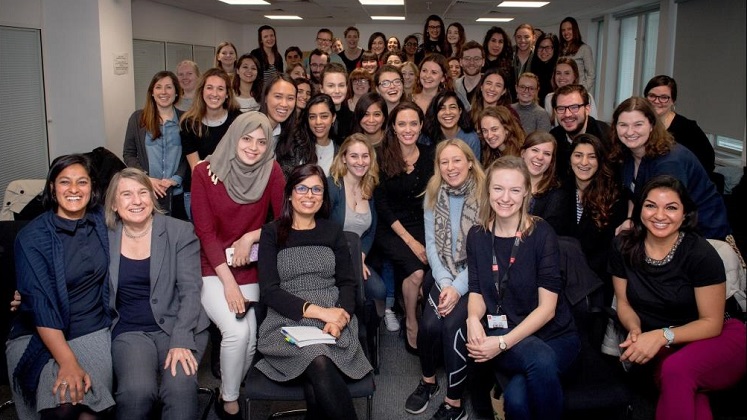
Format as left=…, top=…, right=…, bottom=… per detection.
left=477, top=105, right=524, bottom=167
left=572, top=134, right=619, bottom=230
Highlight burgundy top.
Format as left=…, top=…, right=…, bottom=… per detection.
left=191, top=160, right=286, bottom=285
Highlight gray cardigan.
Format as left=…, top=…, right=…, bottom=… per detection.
left=122, top=108, right=188, bottom=185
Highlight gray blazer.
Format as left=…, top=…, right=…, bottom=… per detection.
left=109, top=213, right=209, bottom=350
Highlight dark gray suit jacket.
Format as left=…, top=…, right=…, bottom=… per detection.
left=108, top=213, right=209, bottom=350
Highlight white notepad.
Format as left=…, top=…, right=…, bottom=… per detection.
left=281, top=326, right=336, bottom=347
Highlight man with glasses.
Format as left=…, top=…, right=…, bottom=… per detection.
left=306, top=28, right=344, bottom=73
left=550, top=84, right=610, bottom=178
left=454, top=41, right=484, bottom=110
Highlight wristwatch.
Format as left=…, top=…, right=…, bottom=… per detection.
left=662, top=327, right=675, bottom=348
left=498, top=335, right=508, bottom=351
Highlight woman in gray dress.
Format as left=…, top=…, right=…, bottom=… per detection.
left=257, top=164, right=372, bottom=420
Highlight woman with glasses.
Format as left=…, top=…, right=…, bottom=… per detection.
left=416, top=15, right=449, bottom=64
left=511, top=72, right=551, bottom=134
left=643, top=75, right=715, bottom=175
left=375, top=65, right=405, bottom=113
left=347, top=69, right=373, bottom=111
left=530, top=33, right=559, bottom=104
left=257, top=164, right=372, bottom=420
left=403, top=35, right=419, bottom=63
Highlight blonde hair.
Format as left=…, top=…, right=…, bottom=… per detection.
left=105, top=168, right=164, bottom=229
left=477, top=156, right=535, bottom=236
left=424, top=139, right=485, bottom=209
left=329, top=133, right=379, bottom=199
left=517, top=72, right=540, bottom=104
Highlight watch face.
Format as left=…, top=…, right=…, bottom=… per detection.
left=664, top=328, right=674, bottom=342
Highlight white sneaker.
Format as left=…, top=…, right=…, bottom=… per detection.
left=384, top=309, right=400, bottom=332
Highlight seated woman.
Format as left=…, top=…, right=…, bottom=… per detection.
left=610, top=97, right=730, bottom=240
left=105, top=168, right=210, bottom=420
left=421, top=90, right=481, bottom=160
left=257, top=164, right=373, bottom=420
left=519, top=131, right=569, bottom=235
left=327, top=134, right=386, bottom=316
left=478, top=106, right=524, bottom=168
left=610, top=175, right=746, bottom=420
left=191, top=112, right=285, bottom=419
left=465, top=156, right=579, bottom=420
left=7, top=154, right=115, bottom=419
left=405, top=139, right=485, bottom=418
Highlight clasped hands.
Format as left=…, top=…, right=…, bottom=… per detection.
left=317, top=306, right=350, bottom=339
left=465, top=318, right=504, bottom=363
left=619, top=328, right=665, bottom=365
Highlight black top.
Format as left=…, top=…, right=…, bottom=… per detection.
left=529, top=187, right=570, bottom=236
left=668, top=113, right=715, bottom=174
left=180, top=110, right=241, bottom=191
left=467, top=220, right=575, bottom=340
left=608, top=232, right=725, bottom=331
left=112, top=255, right=158, bottom=339
left=339, top=50, right=363, bottom=73
left=53, top=214, right=108, bottom=339
left=333, top=102, right=354, bottom=145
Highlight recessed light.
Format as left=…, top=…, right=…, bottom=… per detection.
left=476, top=17, right=515, bottom=22
left=219, top=0, right=270, bottom=5
left=360, top=0, right=404, bottom=5
left=497, top=1, right=549, bottom=7
left=265, top=15, right=302, bottom=19
left=371, top=16, right=406, bottom=20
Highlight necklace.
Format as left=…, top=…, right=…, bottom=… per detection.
left=645, top=231, right=685, bottom=266
left=123, top=219, right=153, bottom=239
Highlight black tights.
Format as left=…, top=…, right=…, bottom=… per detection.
left=302, top=355, right=358, bottom=420
left=40, top=404, right=109, bottom=420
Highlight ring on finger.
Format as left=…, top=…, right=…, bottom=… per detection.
left=60, top=380, right=68, bottom=386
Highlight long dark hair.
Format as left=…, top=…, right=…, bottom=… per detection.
left=352, top=92, right=388, bottom=134
left=288, top=94, right=337, bottom=165
left=422, top=14, right=448, bottom=53
left=423, top=90, right=473, bottom=143
left=141, top=71, right=181, bottom=140
left=232, top=54, right=263, bottom=99
left=618, top=175, right=698, bottom=269
left=380, top=101, right=424, bottom=177
left=277, top=164, right=330, bottom=245
left=572, top=134, right=619, bottom=230
left=261, top=73, right=298, bottom=155
left=559, top=17, right=583, bottom=56
left=256, top=25, right=283, bottom=72
left=42, top=154, right=100, bottom=213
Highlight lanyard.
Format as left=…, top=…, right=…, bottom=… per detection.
left=491, top=219, right=522, bottom=314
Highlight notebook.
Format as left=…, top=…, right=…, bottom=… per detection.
left=281, top=326, right=336, bottom=347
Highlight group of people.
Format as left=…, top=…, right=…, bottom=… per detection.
left=6, top=13, right=746, bottom=420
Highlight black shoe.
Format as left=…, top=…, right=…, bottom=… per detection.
left=214, top=389, right=242, bottom=420
left=405, top=379, right=440, bottom=414
left=431, top=402, right=468, bottom=420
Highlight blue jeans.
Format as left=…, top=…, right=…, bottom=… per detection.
left=489, top=329, right=579, bottom=420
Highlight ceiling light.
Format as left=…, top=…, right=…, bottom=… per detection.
left=265, top=15, right=302, bottom=19
left=360, top=0, right=404, bottom=5
left=476, top=17, right=515, bottom=22
left=371, top=16, right=406, bottom=20
left=219, top=0, right=270, bottom=5
left=497, top=1, right=549, bottom=7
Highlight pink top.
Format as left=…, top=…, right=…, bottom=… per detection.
left=191, top=160, right=285, bottom=285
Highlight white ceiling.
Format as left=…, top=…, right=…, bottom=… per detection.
left=148, top=0, right=651, bottom=28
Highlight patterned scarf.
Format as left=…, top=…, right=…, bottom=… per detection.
left=433, top=176, right=480, bottom=276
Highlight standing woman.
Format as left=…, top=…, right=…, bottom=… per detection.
left=215, top=41, right=238, bottom=79
left=261, top=73, right=298, bottom=165
left=7, top=154, right=115, bottom=420
left=610, top=175, right=746, bottom=420
left=191, top=112, right=286, bottom=419
left=123, top=70, right=189, bottom=220
left=558, top=17, right=595, bottom=92
left=232, top=54, right=262, bottom=113
left=373, top=102, right=434, bottom=352
left=341, top=26, right=364, bottom=73
left=403, top=35, right=419, bottom=63
left=257, top=164, right=372, bottom=420
left=400, top=61, right=419, bottom=101
left=422, top=90, right=481, bottom=160
left=543, top=57, right=598, bottom=122
left=368, top=32, right=387, bottom=63
left=520, top=131, right=569, bottom=235
left=470, top=67, right=517, bottom=126
left=478, top=106, right=524, bottom=168
left=278, top=94, right=338, bottom=177
left=387, top=36, right=401, bottom=52
left=405, top=139, right=485, bottom=418
left=352, top=92, right=388, bottom=147
left=482, top=26, right=514, bottom=85
left=530, top=33, right=560, bottom=104
left=465, top=156, right=578, bottom=420
left=105, top=168, right=210, bottom=420
left=250, top=25, right=284, bottom=84
left=512, top=24, right=536, bottom=88
left=416, top=15, right=449, bottom=63
left=374, top=65, right=405, bottom=113
left=175, top=60, right=200, bottom=112
left=446, top=23, right=466, bottom=58
left=412, top=53, right=452, bottom=113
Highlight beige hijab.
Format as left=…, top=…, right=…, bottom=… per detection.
left=205, top=111, right=276, bottom=204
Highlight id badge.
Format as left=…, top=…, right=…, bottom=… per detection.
left=487, top=314, right=508, bottom=329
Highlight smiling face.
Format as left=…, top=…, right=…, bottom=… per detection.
left=537, top=38, right=554, bottom=62
left=376, top=71, right=403, bottom=105
left=404, top=38, right=418, bottom=55
left=176, top=63, right=198, bottom=93
left=112, top=177, right=153, bottom=226
left=291, top=175, right=324, bottom=218
left=420, top=61, right=445, bottom=91
left=487, top=33, right=505, bottom=59
left=290, top=65, right=306, bottom=80
left=351, top=78, right=370, bottom=96
left=514, top=28, right=534, bottom=52
left=343, top=141, right=371, bottom=179
left=371, top=36, right=386, bottom=55
left=238, top=59, right=258, bottom=84
left=308, top=102, right=335, bottom=142
left=401, top=66, right=416, bottom=90
left=481, top=73, right=506, bottom=106
left=235, top=126, right=268, bottom=165
left=54, top=164, right=92, bottom=220
left=555, top=92, right=588, bottom=135
left=554, top=63, right=576, bottom=88
left=387, top=37, right=399, bottom=52
left=448, top=59, right=461, bottom=79
left=447, top=25, right=460, bottom=45
left=345, top=30, right=360, bottom=49
left=332, top=39, right=344, bottom=54
left=321, top=73, right=347, bottom=106
left=641, top=187, right=685, bottom=241
left=489, top=168, right=527, bottom=221
left=646, top=85, right=674, bottom=117
left=296, top=82, right=311, bottom=110
left=386, top=54, right=403, bottom=67
left=521, top=141, right=554, bottom=178
left=218, top=45, right=237, bottom=69
left=202, top=75, right=228, bottom=111
left=516, top=76, right=538, bottom=105
left=361, top=103, right=385, bottom=135
left=437, top=97, right=461, bottom=131
left=570, top=143, right=599, bottom=189
left=561, top=21, right=574, bottom=42
left=361, top=59, right=378, bottom=75
left=394, top=109, right=422, bottom=146
left=427, top=20, right=441, bottom=41
left=439, top=144, right=471, bottom=188
left=616, top=110, right=653, bottom=158
left=152, top=76, right=177, bottom=109
left=480, top=116, right=507, bottom=150
left=460, top=47, right=483, bottom=77
left=309, top=54, right=328, bottom=81
left=286, top=50, right=302, bottom=68
left=261, top=28, right=276, bottom=49
left=265, top=80, right=296, bottom=126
